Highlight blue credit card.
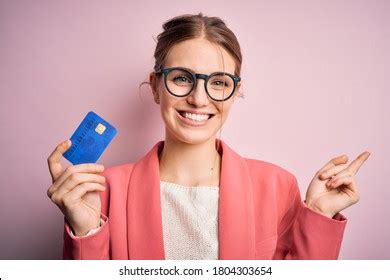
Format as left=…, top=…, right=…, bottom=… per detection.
left=63, top=111, right=117, bottom=165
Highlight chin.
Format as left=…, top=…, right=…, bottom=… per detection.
left=168, top=128, right=217, bottom=146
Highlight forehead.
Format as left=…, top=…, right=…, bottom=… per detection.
left=164, top=38, right=236, bottom=74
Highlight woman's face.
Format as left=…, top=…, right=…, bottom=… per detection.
left=151, top=38, right=240, bottom=145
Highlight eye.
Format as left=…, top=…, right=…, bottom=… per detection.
left=173, top=75, right=192, bottom=84
left=212, top=80, right=230, bottom=87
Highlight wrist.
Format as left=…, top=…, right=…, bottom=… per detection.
left=72, top=219, right=102, bottom=237
left=304, top=200, right=335, bottom=219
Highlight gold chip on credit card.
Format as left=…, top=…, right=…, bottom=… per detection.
left=95, top=123, right=106, bottom=134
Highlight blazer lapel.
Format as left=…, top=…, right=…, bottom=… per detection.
left=127, top=139, right=255, bottom=259
left=217, top=139, right=256, bottom=259
left=127, top=141, right=165, bottom=259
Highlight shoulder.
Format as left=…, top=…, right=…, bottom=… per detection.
left=101, top=162, right=135, bottom=177
left=244, top=157, right=299, bottom=195
left=244, top=157, right=297, bottom=182
left=98, top=141, right=163, bottom=188
left=221, top=139, right=297, bottom=188
left=100, top=162, right=135, bottom=182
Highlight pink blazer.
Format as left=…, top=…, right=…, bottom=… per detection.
left=63, top=139, right=347, bottom=260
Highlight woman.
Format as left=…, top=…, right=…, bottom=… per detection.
left=47, top=13, right=370, bottom=260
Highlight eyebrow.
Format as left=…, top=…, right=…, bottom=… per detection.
left=178, top=66, right=235, bottom=76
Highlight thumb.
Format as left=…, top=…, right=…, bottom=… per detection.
left=48, top=139, right=72, bottom=183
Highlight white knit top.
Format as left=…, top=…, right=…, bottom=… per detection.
left=73, top=180, right=220, bottom=260
left=160, top=180, right=219, bottom=260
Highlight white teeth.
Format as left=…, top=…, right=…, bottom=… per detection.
left=184, top=112, right=209, bottom=122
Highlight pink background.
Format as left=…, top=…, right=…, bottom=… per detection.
left=0, top=0, right=388, bottom=259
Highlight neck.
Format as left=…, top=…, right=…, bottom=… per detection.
left=158, top=133, right=221, bottom=187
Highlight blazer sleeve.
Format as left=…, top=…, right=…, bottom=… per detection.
left=62, top=170, right=111, bottom=260
left=63, top=213, right=110, bottom=259
left=273, top=175, right=347, bottom=260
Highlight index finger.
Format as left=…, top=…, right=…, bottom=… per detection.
left=348, top=151, right=371, bottom=174
left=47, top=139, right=71, bottom=183
left=318, top=154, right=349, bottom=174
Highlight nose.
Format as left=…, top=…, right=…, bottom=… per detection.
left=186, top=78, right=209, bottom=106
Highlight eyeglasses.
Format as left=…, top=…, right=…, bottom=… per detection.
left=155, top=67, right=241, bottom=102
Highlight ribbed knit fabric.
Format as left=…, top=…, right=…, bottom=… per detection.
left=160, top=180, right=219, bottom=260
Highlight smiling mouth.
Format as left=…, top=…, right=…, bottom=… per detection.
left=177, top=110, right=215, bottom=121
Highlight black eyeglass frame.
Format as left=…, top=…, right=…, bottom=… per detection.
left=155, top=67, right=241, bottom=102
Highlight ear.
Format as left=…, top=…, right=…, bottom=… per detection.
left=236, top=82, right=241, bottom=94
left=149, top=72, right=160, bottom=104
left=149, top=72, right=156, bottom=94
left=232, top=82, right=242, bottom=101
